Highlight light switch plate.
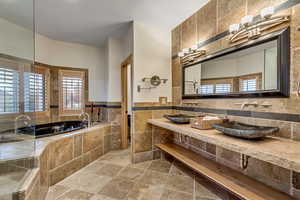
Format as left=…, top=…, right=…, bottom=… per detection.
left=159, top=97, right=167, bottom=105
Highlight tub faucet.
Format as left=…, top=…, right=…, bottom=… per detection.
left=15, top=114, right=32, bottom=134
left=80, top=112, right=91, bottom=128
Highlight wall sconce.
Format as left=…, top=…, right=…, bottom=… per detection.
left=229, top=6, right=290, bottom=43
left=178, top=45, right=206, bottom=65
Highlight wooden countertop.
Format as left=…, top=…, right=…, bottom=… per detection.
left=148, top=118, right=300, bottom=173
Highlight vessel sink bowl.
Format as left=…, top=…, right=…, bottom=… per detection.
left=212, top=121, right=279, bottom=139
left=164, top=114, right=195, bottom=124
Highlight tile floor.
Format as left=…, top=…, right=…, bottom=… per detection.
left=46, top=148, right=221, bottom=200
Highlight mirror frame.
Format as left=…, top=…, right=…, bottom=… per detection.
left=182, top=27, right=290, bottom=99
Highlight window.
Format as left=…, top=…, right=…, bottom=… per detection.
left=199, top=85, right=214, bottom=94
left=59, top=70, right=85, bottom=115
left=0, top=67, right=19, bottom=114
left=24, top=66, right=50, bottom=113
left=24, top=72, right=45, bottom=112
left=241, top=79, right=257, bottom=92
left=215, top=84, right=231, bottom=93
left=239, top=73, right=262, bottom=92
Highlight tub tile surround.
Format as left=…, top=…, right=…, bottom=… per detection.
left=0, top=123, right=119, bottom=200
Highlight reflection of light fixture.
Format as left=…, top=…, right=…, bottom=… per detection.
left=178, top=46, right=206, bottom=65
left=229, top=6, right=290, bottom=43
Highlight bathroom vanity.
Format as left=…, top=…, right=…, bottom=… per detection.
left=148, top=118, right=299, bottom=200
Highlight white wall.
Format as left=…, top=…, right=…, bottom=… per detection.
left=105, top=24, right=134, bottom=102
left=35, top=34, right=107, bottom=101
left=201, top=51, right=265, bottom=79
left=133, top=22, right=172, bottom=103
left=106, top=38, right=124, bottom=102
left=0, top=17, right=34, bottom=61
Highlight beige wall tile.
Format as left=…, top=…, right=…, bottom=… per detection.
left=182, top=13, right=197, bottom=49
left=292, top=4, right=300, bottom=48
left=74, top=135, right=83, bottom=158
left=217, top=6, right=246, bottom=34
left=197, top=0, right=217, bottom=42
left=133, top=151, right=153, bottom=164
left=49, top=157, right=83, bottom=185
left=217, top=0, right=246, bottom=19
left=83, top=129, right=103, bottom=153
left=172, top=58, right=182, bottom=87
left=216, top=146, right=241, bottom=171
left=172, top=25, right=182, bottom=57
left=244, top=157, right=291, bottom=194
left=246, top=0, right=287, bottom=16
left=172, top=87, right=182, bottom=106
left=133, top=131, right=152, bottom=153
left=49, top=137, right=74, bottom=170
left=133, top=110, right=152, bottom=133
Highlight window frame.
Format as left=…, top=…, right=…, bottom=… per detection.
left=58, top=69, right=85, bottom=116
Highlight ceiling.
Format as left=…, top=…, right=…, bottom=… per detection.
left=0, top=0, right=209, bottom=47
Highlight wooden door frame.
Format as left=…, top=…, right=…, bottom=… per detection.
left=121, top=55, right=132, bottom=149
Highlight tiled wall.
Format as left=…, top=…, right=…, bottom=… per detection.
left=171, top=0, right=300, bottom=141
left=167, top=0, right=300, bottom=198
left=132, top=103, right=174, bottom=163
left=132, top=0, right=300, bottom=199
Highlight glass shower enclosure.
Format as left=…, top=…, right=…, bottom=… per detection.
left=0, top=0, right=36, bottom=199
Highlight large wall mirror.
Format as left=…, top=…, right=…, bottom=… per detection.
left=183, top=28, right=290, bottom=99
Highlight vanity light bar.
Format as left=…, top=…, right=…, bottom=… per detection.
left=229, top=6, right=290, bottom=43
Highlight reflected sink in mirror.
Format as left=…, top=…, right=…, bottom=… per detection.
left=212, top=121, right=279, bottom=139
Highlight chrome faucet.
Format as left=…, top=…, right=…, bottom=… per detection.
left=79, top=112, right=91, bottom=128
left=235, top=101, right=258, bottom=109
left=15, top=114, right=32, bottom=134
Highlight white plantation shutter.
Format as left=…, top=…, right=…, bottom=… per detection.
left=24, top=72, right=46, bottom=112
left=199, top=85, right=214, bottom=94
left=241, top=79, right=257, bottom=91
left=215, top=84, right=231, bottom=93
left=62, top=77, right=83, bottom=110
left=0, top=67, right=19, bottom=114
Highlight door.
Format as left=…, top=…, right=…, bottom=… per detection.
left=121, top=55, right=132, bottom=149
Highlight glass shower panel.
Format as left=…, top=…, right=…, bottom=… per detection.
left=0, top=0, right=35, bottom=199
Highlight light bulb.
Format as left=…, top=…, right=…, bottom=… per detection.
left=178, top=52, right=185, bottom=57
left=191, top=45, right=198, bottom=51
left=241, top=15, right=254, bottom=26
left=261, top=6, right=275, bottom=19
left=229, top=24, right=240, bottom=33
left=182, top=48, right=190, bottom=54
